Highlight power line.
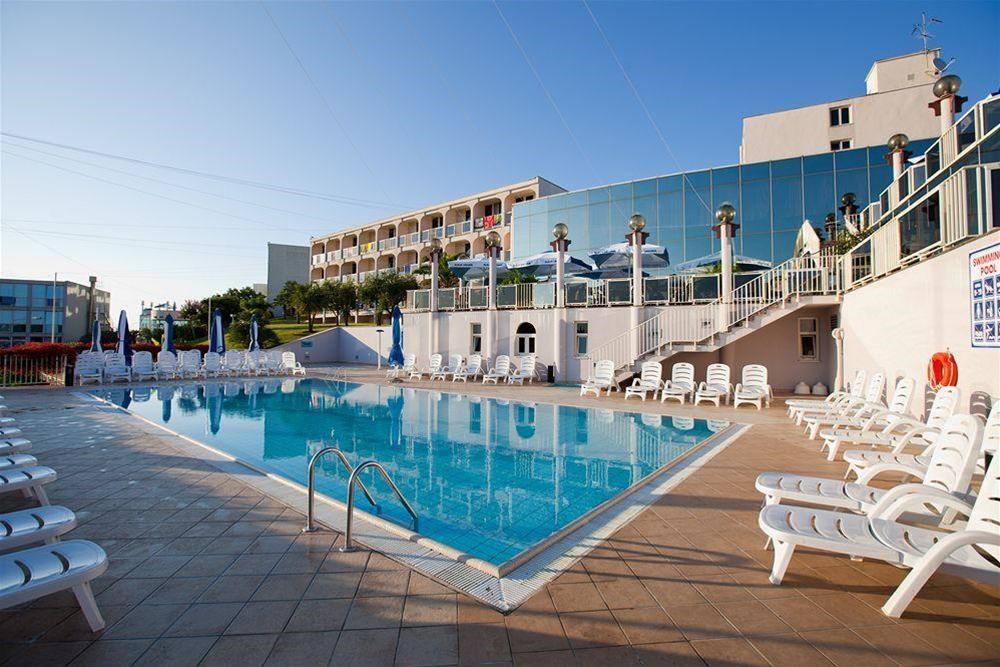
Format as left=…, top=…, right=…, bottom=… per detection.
left=581, top=0, right=712, bottom=215
left=262, top=4, right=395, bottom=205
left=0, top=131, right=408, bottom=210
left=2, top=149, right=327, bottom=233
left=5, top=226, right=264, bottom=258
left=2, top=139, right=337, bottom=229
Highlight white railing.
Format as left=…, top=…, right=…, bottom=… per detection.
left=312, top=254, right=325, bottom=266
left=342, top=247, right=359, bottom=259
left=587, top=255, right=843, bottom=372
left=1, top=354, right=68, bottom=387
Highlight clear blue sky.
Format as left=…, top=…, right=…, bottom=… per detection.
left=2, top=1, right=997, bottom=322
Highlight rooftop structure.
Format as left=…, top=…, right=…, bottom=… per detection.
left=265, top=243, right=308, bottom=309
left=740, top=50, right=946, bottom=163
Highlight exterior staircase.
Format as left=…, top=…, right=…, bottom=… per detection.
left=590, top=255, right=843, bottom=383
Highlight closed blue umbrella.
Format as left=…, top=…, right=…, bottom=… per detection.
left=162, top=314, right=176, bottom=353
left=388, top=305, right=404, bottom=367
left=209, top=308, right=226, bottom=354
left=248, top=314, right=260, bottom=352
left=89, top=320, right=101, bottom=353
left=115, top=310, right=132, bottom=365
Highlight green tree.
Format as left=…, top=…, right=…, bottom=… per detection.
left=283, top=282, right=329, bottom=333
left=274, top=280, right=301, bottom=322
left=322, top=281, right=357, bottom=326
left=358, top=273, right=419, bottom=325
left=412, top=251, right=465, bottom=288
left=498, top=269, right=537, bottom=285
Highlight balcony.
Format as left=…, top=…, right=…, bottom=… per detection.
left=311, top=254, right=325, bottom=266
left=342, top=247, right=359, bottom=259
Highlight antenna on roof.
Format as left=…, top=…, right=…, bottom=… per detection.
left=911, top=12, right=942, bottom=52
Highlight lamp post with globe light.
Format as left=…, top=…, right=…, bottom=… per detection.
left=550, top=223, right=570, bottom=308
left=484, top=230, right=502, bottom=311
left=625, top=214, right=648, bottom=307
left=428, top=237, right=443, bottom=313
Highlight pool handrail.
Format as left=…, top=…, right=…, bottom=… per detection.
left=302, top=447, right=376, bottom=533
left=339, top=460, right=418, bottom=552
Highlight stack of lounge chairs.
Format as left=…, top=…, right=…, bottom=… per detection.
left=389, top=353, right=538, bottom=385
left=0, top=399, right=110, bottom=631
left=581, top=361, right=772, bottom=409
left=752, top=370, right=1000, bottom=618
left=75, top=349, right=306, bottom=385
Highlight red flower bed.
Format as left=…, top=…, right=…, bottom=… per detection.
left=0, top=341, right=209, bottom=360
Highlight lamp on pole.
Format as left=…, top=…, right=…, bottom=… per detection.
left=428, top=237, right=443, bottom=313
left=929, top=74, right=965, bottom=136
left=886, top=133, right=911, bottom=182
left=712, top=203, right=738, bottom=306
left=625, top=214, right=647, bottom=307
left=484, top=230, right=502, bottom=310
left=550, top=223, right=570, bottom=308
left=375, top=328, right=385, bottom=370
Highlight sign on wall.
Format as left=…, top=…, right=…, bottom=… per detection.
left=970, top=241, right=1000, bottom=348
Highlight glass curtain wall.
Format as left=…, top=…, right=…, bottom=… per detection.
left=512, top=141, right=933, bottom=267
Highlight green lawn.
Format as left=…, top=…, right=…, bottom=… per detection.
left=268, top=319, right=337, bottom=344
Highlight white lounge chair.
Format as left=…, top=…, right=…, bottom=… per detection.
left=178, top=350, right=202, bottom=379
left=0, top=466, right=57, bottom=504
left=0, top=505, right=77, bottom=551
left=795, top=372, right=887, bottom=428
left=786, top=369, right=867, bottom=418
left=387, top=354, right=416, bottom=380
left=660, top=363, right=696, bottom=404
left=694, top=363, right=733, bottom=406
left=0, top=438, right=31, bottom=455
left=222, top=350, right=246, bottom=377
left=759, top=455, right=1000, bottom=618
left=202, top=352, right=224, bottom=378
left=433, top=355, right=462, bottom=382
left=154, top=350, right=179, bottom=380
left=102, top=354, right=130, bottom=384
left=625, top=361, right=663, bottom=401
left=814, top=377, right=919, bottom=459
left=74, top=356, right=103, bottom=386
left=756, top=413, right=983, bottom=516
left=802, top=373, right=891, bottom=439
left=263, top=350, right=284, bottom=375
left=580, top=359, right=616, bottom=396
left=820, top=386, right=962, bottom=462
left=508, top=354, right=537, bottom=385
left=245, top=351, right=266, bottom=376
left=452, top=354, right=483, bottom=382
left=482, top=355, right=511, bottom=384
left=0, top=540, right=109, bottom=631
left=0, top=454, right=38, bottom=473
left=130, top=351, right=156, bottom=381
left=282, top=352, right=306, bottom=376
left=733, top=364, right=773, bottom=410
left=409, top=354, right=442, bottom=381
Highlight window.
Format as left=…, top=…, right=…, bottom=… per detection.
left=830, top=139, right=852, bottom=152
left=470, top=322, right=482, bottom=353
left=514, top=194, right=534, bottom=203
left=829, top=106, right=851, bottom=126
left=798, top=317, right=819, bottom=361
left=574, top=322, right=588, bottom=357
left=515, top=322, right=536, bottom=355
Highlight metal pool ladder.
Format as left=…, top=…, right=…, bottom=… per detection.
left=339, top=461, right=418, bottom=553
left=302, top=447, right=377, bottom=533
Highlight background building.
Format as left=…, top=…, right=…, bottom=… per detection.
left=309, top=177, right=565, bottom=284
left=265, top=243, right=308, bottom=316
left=0, top=278, right=110, bottom=347
left=740, top=51, right=945, bottom=163
left=138, top=301, right=183, bottom=331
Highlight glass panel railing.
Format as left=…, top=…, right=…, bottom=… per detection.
left=565, top=282, right=588, bottom=306
left=421, top=230, right=430, bottom=242
left=607, top=279, right=631, bottom=304
left=433, top=227, right=445, bottom=238
left=533, top=283, right=555, bottom=308
left=446, top=225, right=456, bottom=237
left=469, top=287, right=488, bottom=309
left=413, top=290, right=430, bottom=311
left=692, top=275, right=720, bottom=301
left=497, top=285, right=517, bottom=308
left=957, top=108, right=978, bottom=153
left=438, top=289, right=456, bottom=310
left=983, top=97, right=1000, bottom=135
left=899, top=192, right=941, bottom=258
left=851, top=240, right=872, bottom=283
left=386, top=238, right=397, bottom=250
left=644, top=278, right=670, bottom=303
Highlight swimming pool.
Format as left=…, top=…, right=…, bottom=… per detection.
left=91, top=379, right=728, bottom=569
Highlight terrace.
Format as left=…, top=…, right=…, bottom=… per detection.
left=0, top=370, right=995, bottom=666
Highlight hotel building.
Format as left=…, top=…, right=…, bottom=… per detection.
left=0, top=277, right=111, bottom=347
left=309, top=177, right=565, bottom=284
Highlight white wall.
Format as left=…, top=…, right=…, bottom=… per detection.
left=740, top=84, right=940, bottom=163
left=273, top=326, right=385, bottom=365
left=841, top=231, right=1000, bottom=412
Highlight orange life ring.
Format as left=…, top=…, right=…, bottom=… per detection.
left=927, top=351, right=958, bottom=390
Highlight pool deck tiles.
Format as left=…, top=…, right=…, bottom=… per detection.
left=0, top=373, right=996, bottom=666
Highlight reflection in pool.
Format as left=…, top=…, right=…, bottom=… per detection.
left=93, top=379, right=728, bottom=566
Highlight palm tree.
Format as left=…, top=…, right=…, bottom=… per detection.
left=413, top=251, right=465, bottom=288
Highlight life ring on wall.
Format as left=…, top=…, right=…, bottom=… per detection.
left=927, top=351, right=958, bottom=390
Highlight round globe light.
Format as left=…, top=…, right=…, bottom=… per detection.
left=887, top=133, right=909, bottom=151
left=552, top=222, right=569, bottom=240
left=485, top=230, right=502, bottom=248
left=933, top=74, right=961, bottom=99
left=715, top=203, right=736, bottom=225
left=841, top=192, right=857, bottom=207
left=627, top=213, right=646, bottom=232
left=429, top=237, right=442, bottom=251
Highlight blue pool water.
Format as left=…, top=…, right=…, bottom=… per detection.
left=92, top=379, right=725, bottom=565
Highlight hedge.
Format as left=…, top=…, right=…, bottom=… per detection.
left=0, top=341, right=210, bottom=360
